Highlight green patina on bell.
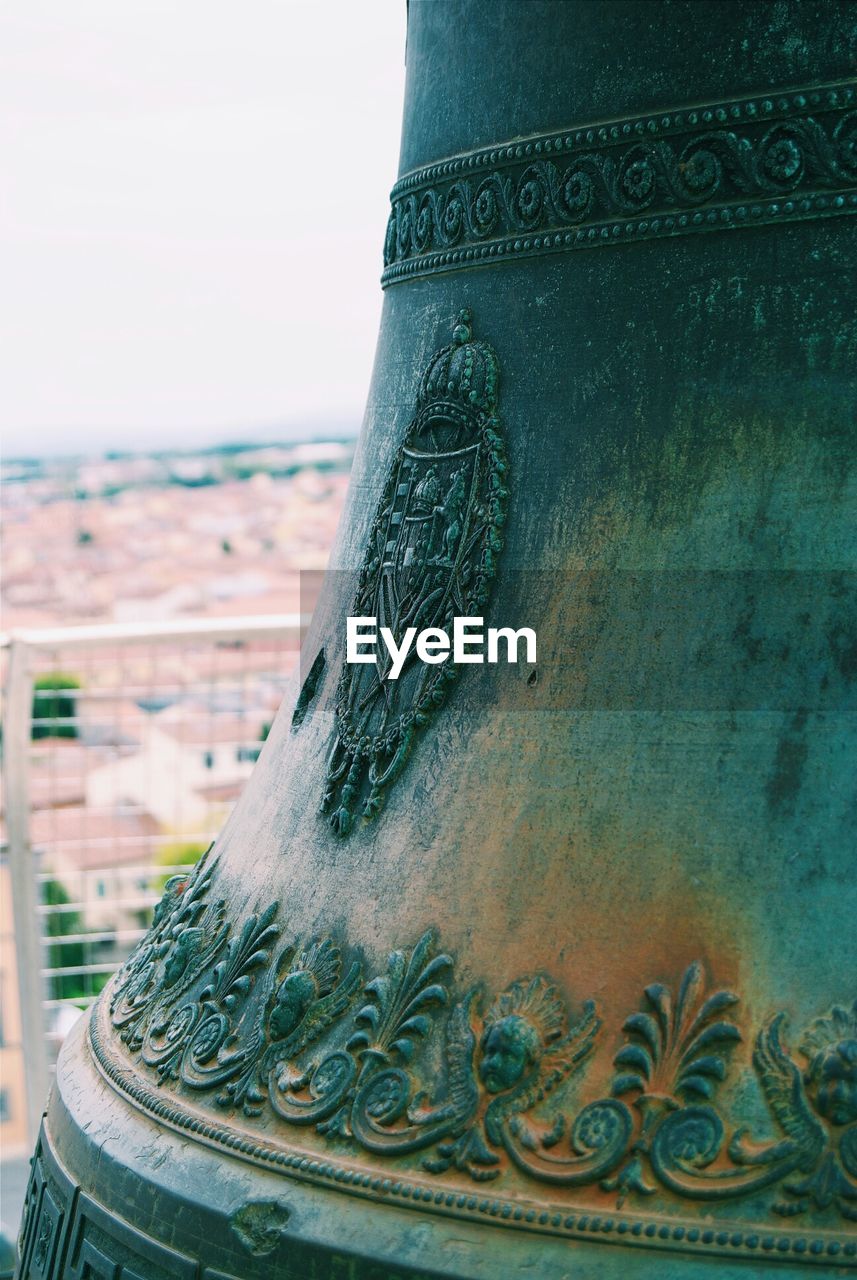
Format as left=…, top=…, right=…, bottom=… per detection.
left=16, top=2, right=856, bottom=1277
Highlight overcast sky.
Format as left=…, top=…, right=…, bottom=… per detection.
left=0, top=1, right=407, bottom=457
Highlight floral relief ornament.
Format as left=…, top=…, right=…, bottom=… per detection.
left=98, top=857, right=857, bottom=1243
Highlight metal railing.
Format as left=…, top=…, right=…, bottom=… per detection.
left=1, top=614, right=304, bottom=1147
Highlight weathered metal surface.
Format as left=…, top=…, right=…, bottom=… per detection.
left=16, top=1, right=857, bottom=1276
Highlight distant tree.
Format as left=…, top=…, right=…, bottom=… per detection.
left=76, top=528, right=94, bottom=545
left=32, top=673, right=80, bottom=740
left=169, top=474, right=216, bottom=488
left=221, top=538, right=233, bottom=554
left=42, top=879, right=87, bottom=1002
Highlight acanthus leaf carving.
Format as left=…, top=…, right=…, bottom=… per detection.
left=98, top=866, right=857, bottom=1241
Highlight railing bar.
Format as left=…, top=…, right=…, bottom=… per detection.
left=29, top=680, right=291, bottom=701
left=37, top=931, right=147, bottom=946
left=0, top=615, right=306, bottom=649
left=29, top=716, right=275, bottom=736
left=37, top=863, right=196, bottom=882
left=5, top=637, right=52, bottom=1144
left=83, top=642, right=94, bottom=1004
left=37, top=897, right=163, bottom=913
left=43, top=993, right=98, bottom=1003
left=32, top=832, right=217, bottom=850
left=28, top=805, right=156, bottom=818
left=41, top=964, right=120, bottom=978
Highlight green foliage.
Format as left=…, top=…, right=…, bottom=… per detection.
left=152, top=841, right=208, bottom=893
left=41, top=878, right=107, bottom=1003
left=32, top=672, right=80, bottom=740
left=168, top=473, right=216, bottom=488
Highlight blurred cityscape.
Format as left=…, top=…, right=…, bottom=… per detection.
left=0, top=439, right=351, bottom=1204
left=2, top=440, right=353, bottom=630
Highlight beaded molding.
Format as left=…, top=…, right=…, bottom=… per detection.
left=89, top=1006, right=856, bottom=1267
left=88, top=856, right=857, bottom=1267
left=381, top=80, right=857, bottom=286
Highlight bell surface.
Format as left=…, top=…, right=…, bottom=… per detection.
left=17, top=2, right=857, bottom=1278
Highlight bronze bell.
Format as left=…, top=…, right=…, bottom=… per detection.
left=16, top=1, right=857, bottom=1277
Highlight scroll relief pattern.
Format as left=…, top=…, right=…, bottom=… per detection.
left=382, top=84, right=857, bottom=283
left=99, top=854, right=857, bottom=1230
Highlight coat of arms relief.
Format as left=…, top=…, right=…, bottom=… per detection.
left=321, top=309, right=508, bottom=835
